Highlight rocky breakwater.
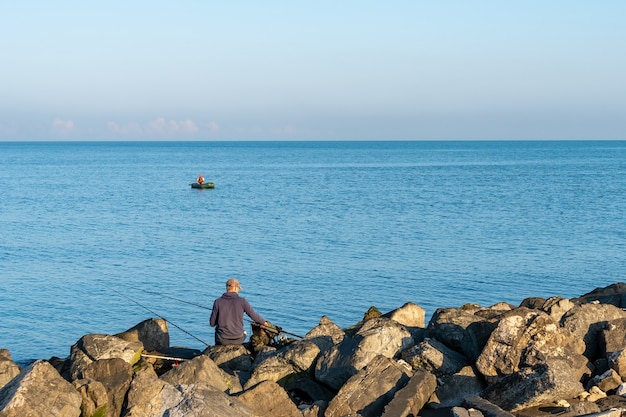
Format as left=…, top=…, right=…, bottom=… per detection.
left=4, top=284, right=626, bottom=416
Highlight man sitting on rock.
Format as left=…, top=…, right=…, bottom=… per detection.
left=210, top=278, right=268, bottom=346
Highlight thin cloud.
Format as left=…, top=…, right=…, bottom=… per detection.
left=146, top=117, right=199, bottom=135
left=108, top=117, right=203, bottom=137
left=52, top=118, right=76, bottom=136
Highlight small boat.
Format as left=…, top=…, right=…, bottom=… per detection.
left=190, top=182, right=215, bottom=189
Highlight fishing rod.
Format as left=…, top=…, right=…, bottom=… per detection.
left=108, top=287, right=210, bottom=348
left=137, top=287, right=305, bottom=339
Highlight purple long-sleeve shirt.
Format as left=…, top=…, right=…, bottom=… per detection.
left=209, top=292, right=265, bottom=341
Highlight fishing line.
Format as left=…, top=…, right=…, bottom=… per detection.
left=137, top=287, right=305, bottom=339
left=108, top=287, right=210, bottom=347
left=141, top=289, right=212, bottom=311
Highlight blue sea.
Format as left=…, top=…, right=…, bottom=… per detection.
left=1, top=140, right=625, bottom=364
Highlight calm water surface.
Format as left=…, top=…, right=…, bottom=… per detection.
left=1, top=140, right=625, bottom=363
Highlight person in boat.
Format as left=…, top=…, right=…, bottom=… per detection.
left=197, top=174, right=204, bottom=184
left=210, top=278, right=268, bottom=345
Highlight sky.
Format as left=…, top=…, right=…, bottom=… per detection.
left=1, top=1, right=625, bottom=141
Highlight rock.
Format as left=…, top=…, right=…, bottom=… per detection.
left=244, top=354, right=297, bottom=390
left=164, top=383, right=253, bottom=417
left=573, top=282, right=626, bottom=307
left=563, top=401, right=602, bottom=416
left=476, top=308, right=587, bottom=382
left=325, top=355, right=412, bottom=417
left=595, top=395, right=626, bottom=411
left=115, top=318, right=169, bottom=352
left=401, top=338, right=468, bottom=377
left=481, top=363, right=585, bottom=411
left=281, top=374, right=335, bottom=404
left=587, top=386, right=608, bottom=402
left=305, top=316, right=345, bottom=345
left=520, top=296, right=576, bottom=323
left=383, top=302, right=426, bottom=328
left=452, top=406, right=486, bottom=417
left=602, top=319, right=626, bottom=358
left=519, top=297, right=547, bottom=310
left=0, top=349, right=20, bottom=390
left=70, top=334, right=143, bottom=380
left=588, top=369, right=622, bottom=393
left=125, top=360, right=253, bottom=417
left=204, top=344, right=253, bottom=373
left=302, top=401, right=327, bottom=417
left=542, top=297, right=576, bottom=323
left=73, top=378, right=109, bottom=417
left=81, top=358, right=133, bottom=417
left=381, top=370, right=437, bottom=417
left=159, top=354, right=241, bottom=394
left=282, top=338, right=327, bottom=373
left=584, top=409, right=626, bottom=417
left=561, top=303, right=626, bottom=361
left=236, top=380, right=301, bottom=417
left=428, top=365, right=485, bottom=409
left=49, top=356, right=71, bottom=380
left=610, top=350, right=626, bottom=380
left=123, top=361, right=183, bottom=417
left=244, top=337, right=327, bottom=389
left=464, top=396, right=516, bottom=417
left=0, top=360, right=82, bottom=417
left=426, top=305, right=499, bottom=361
left=315, top=317, right=413, bottom=390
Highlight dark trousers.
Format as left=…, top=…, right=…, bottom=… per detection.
left=215, top=333, right=245, bottom=346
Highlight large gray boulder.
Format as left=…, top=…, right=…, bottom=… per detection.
left=124, top=362, right=253, bottom=417
left=123, top=362, right=184, bottom=417
left=573, top=282, right=626, bottom=307
left=315, top=317, right=413, bottom=390
left=73, top=378, right=108, bottom=417
left=426, top=305, right=500, bottom=361
left=236, top=380, right=301, bottom=417
left=0, top=350, right=20, bottom=390
left=464, top=396, right=516, bottom=417
left=383, top=302, right=426, bottom=328
left=401, top=338, right=469, bottom=377
left=381, top=370, right=437, bottom=417
left=428, top=365, right=485, bottom=409
left=165, top=383, right=253, bottom=417
left=0, top=360, right=82, bottom=417
left=81, top=357, right=134, bottom=417
left=476, top=308, right=587, bottom=382
left=602, top=318, right=626, bottom=358
left=115, top=318, right=169, bottom=352
left=542, top=297, right=576, bottom=323
left=204, top=344, right=253, bottom=373
left=520, top=296, right=576, bottom=323
left=325, top=355, right=412, bottom=417
left=305, top=315, right=345, bottom=345
left=481, top=362, right=585, bottom=411
left=561, top=303, right=626, bottom=361
left=70, top=333, right=143, bottom=380
left=245, top=338, right=324, bottom=389
left=159, top=354, right=241, bottom=394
